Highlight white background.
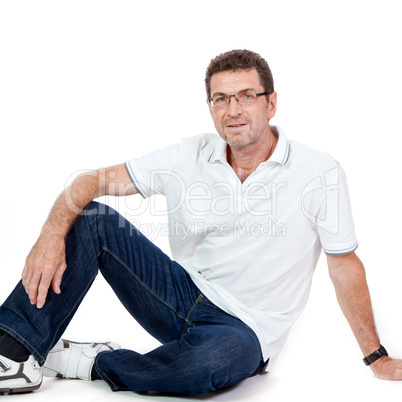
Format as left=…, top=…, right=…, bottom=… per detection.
left=1, top=0, right=402, bottom=400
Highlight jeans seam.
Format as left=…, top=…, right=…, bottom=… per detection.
left=180, top=294, right=203, bottom=335
left=43, top=271, right=98, bottom=360
left=94, top=352, right=118, bottom=391
left=100, top=246, right=194, bottom=327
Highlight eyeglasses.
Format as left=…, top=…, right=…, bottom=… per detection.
left=208, top=90, right=270, bottom=109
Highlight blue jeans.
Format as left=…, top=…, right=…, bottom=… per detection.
left=0, top=202, right=264, bottom=395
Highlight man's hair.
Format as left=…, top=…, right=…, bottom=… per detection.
left=205, top=49, right=274, bottom=99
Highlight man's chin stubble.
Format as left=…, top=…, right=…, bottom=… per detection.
left=224, top=133, right=252, bottom=148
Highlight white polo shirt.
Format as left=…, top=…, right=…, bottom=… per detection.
left=125, top=126, right=358, bottom=369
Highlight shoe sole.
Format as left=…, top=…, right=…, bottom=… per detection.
left=0, top=379, right=42, bottom=395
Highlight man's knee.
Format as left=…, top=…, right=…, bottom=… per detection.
left=185, top=325, right=262, bottom=390
left=82, top=201, right=113, bottom=217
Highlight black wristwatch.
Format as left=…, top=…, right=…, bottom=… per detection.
left=363, top=345, right=388, bottom=366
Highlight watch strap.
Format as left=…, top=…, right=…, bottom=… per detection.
left=363, top=345, right=388, bottom=366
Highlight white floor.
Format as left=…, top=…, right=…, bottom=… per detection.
left=6, top=342, right=402, bottom=402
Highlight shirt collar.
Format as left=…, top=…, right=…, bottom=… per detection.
left=209, top=136, right=228, bottom=163
left=209, top=125, right=290, bottom=165
left=266, top=126, right=290, bottom=165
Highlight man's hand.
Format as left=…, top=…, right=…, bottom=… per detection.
left=370, top=356, right=402, bottom=381
left=20, top=163, right=137, bottom=309
left=21, top=229, right=67, bottom=309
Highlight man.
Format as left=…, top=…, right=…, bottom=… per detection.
left=0, top=49, right=401, bottom=396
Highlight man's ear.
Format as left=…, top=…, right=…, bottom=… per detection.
left=267, top=91, right=277, bottom=120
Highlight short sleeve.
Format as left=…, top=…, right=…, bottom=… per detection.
left=125, top=143, right=181, bottom=198
left=315, top=165, right=358, bottom=255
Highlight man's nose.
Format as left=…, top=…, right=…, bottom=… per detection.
left=226, top=95, right=243, bottom=116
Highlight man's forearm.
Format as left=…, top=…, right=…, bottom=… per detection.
left=327, top=253, right=380, bottom=356
left=42, top=164, right=137, bottom=237
left=327, top=252, right=402, bottom=380
left=41, top=170, right=103, bottom=237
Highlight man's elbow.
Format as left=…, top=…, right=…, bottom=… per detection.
left=327, top=252, right=366, bottom=284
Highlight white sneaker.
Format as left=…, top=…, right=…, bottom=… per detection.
left=0, top=355, right=42, bottom=395
left=42, top=339, right=121, bottom=381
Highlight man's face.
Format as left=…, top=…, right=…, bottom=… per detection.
left=208, top=68, right=277, bottom=148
